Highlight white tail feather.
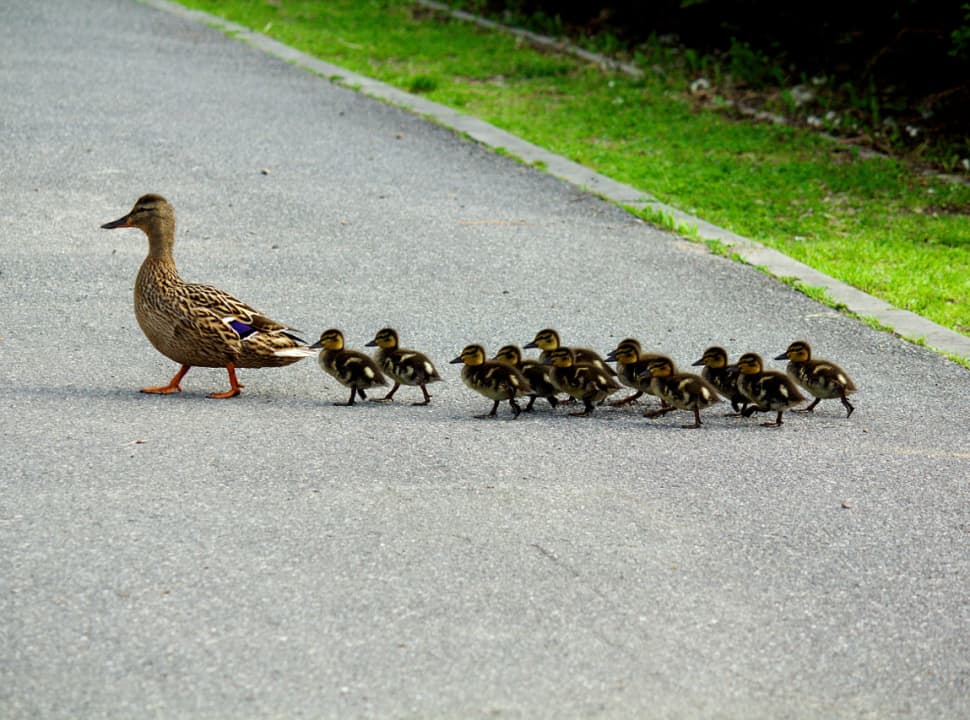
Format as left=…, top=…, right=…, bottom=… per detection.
left=274, top=347, right=317, bottom=358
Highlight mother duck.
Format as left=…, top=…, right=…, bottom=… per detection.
left=101, top=194, right=311, bottom=398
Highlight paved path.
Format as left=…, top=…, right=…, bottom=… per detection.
left=1, top=1, right=968, bottom=717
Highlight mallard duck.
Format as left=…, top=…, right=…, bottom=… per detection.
left=605, top=338, right=661, bottom=406
left=365, top=327, right=442, bottom=405
left=639, top=356, right=720, bottom=429
left=101, top=194, right=312, bottom=398
left=736, top=352, right=807, bottom=427
left=524, top=328, right=615, bottom=375
left=545, top=347, right=621, bottom=416
left=493, top=344, right=559, bottom=411
left=691, top=346, right=748, bottom=415
left=310, top=328, right=388, bottom=406
left=775, top=340, right=858, bottom=418
left=449, top=344, right=533, bottom=418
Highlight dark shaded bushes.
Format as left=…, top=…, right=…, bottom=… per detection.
left=463, top=0, right=970, bottom=163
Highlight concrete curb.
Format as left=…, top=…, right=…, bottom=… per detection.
left=144, top=0, right=970, bottom=361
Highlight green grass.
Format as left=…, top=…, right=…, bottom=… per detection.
left=175, top=0, right=970, bottom=339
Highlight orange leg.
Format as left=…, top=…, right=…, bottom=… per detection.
left=141, top=364, right=191, bottom=395
left=208, top=363, right=243, bottom=399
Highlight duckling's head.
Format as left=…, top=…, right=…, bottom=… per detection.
left=737, top=352, right=765, bottom=375
left=546, top=347, right=575, bottom=368
left=693, top=346, right=729, bottom=369
left=310, top=328, right=345, bottom=351
left=450, top=344, right=487, bottom=366
left=642, top=355, right=675, bottom=378
left=102, top=194, right=175, bottom=235
left=366, top=327, right=400, bottom=350
left=493, top=345, right=523, bottom=365
left=524, top=328, right=561, bottom=351
left=606, top=340, right=641, bottom=365
left=775, top=340, right=812, bottom=362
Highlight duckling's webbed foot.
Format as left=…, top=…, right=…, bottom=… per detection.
left=335, top=387, right=359, bottom=406
left=761, top=411, right=784, bottom=427
left=793, top=397, right=821, bottom=413
left=372, top=383, right=400, bottom=403
left=410, top=385, right=432, bottom=406
left=841, top=395, right=855, bottom=418
left=610, top=392, right=642, bottom=407
left=681, top=409, right=703, bottom=429
left=475, top=400, right=501, bottom=418
left=509, top=398, right=522, bottom=418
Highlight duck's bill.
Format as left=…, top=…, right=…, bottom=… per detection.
left=101, top=214, right=132, bottom=229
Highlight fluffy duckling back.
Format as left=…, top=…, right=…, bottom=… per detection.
left=310, top=328, right=387, bottom=406
left=525, top=328, right=615, bottom=376
left=450, top=344, right=533, bottom=419
left=605, top=338, right=661, bottom=406
left=546, top=347, right=621, bottom=416
left=365, top=327, right=442, bottom=405
left=493, top=344, right=559, bottom=411
left=736, top=352, right=806, bottom=427
left=692, top=346, right=748, bottom=415
left=775, top=340, right=857, bottom=418
left=639, top=356, right=720, bottom=428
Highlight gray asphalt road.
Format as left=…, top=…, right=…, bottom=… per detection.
left=2, top=1, right=968, bottom=718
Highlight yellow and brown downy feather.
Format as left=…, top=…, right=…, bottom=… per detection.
left=525, top=328, right=616, bottom=376
left=736, top=352, right=807, bottom=427
left=365, top=327, right=442, bottom=405
left=310, top=328, right=388, bottom=406
left=639, top=356, right=720, bottom=429
left=493, top=344, right=559, bottom=411
left=450, top=344, right=533, bottom=418
left=692, top=346, right=748, bottom=415
left=101, top=194, right=311, bottom=398
left=605, top=338, right=662, bottom=406
left=775, top=340, right=858, bottom=418
left=545, top=347, right=621, bottom=416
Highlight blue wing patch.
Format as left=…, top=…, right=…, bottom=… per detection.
left=225, top=317, right=258, bottom=339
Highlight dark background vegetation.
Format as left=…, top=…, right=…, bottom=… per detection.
left=461, top=0, right=970, bottom=169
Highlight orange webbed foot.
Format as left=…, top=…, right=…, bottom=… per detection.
left=207, top=363, right=242, bottom=399
left=140, top=365, right=190, bottom=395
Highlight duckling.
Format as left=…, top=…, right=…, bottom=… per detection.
left=492, top=344, right=559, bottom=411
left=775, top=340, right=858, bottom=418
left=101, top=194, right=312, bottom=398
left=691, top=346, right=748, bottom=415
left=449, top=344, right=533, bottom=419
left=605, top=338, right=661, bottom=406
left=365, top=327, right=442, bottom=405
left=639, top=356, right=720, bottom=429
left=524, top=328, right=615, bottom=376
left=736, top=352, right=806, bottom=427
left=310, top=329, right=387, bottom=406
left=545, top=347, right=621, bottom=416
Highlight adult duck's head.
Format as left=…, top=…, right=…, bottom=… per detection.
left=102, top=194, right=176, bottom=254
